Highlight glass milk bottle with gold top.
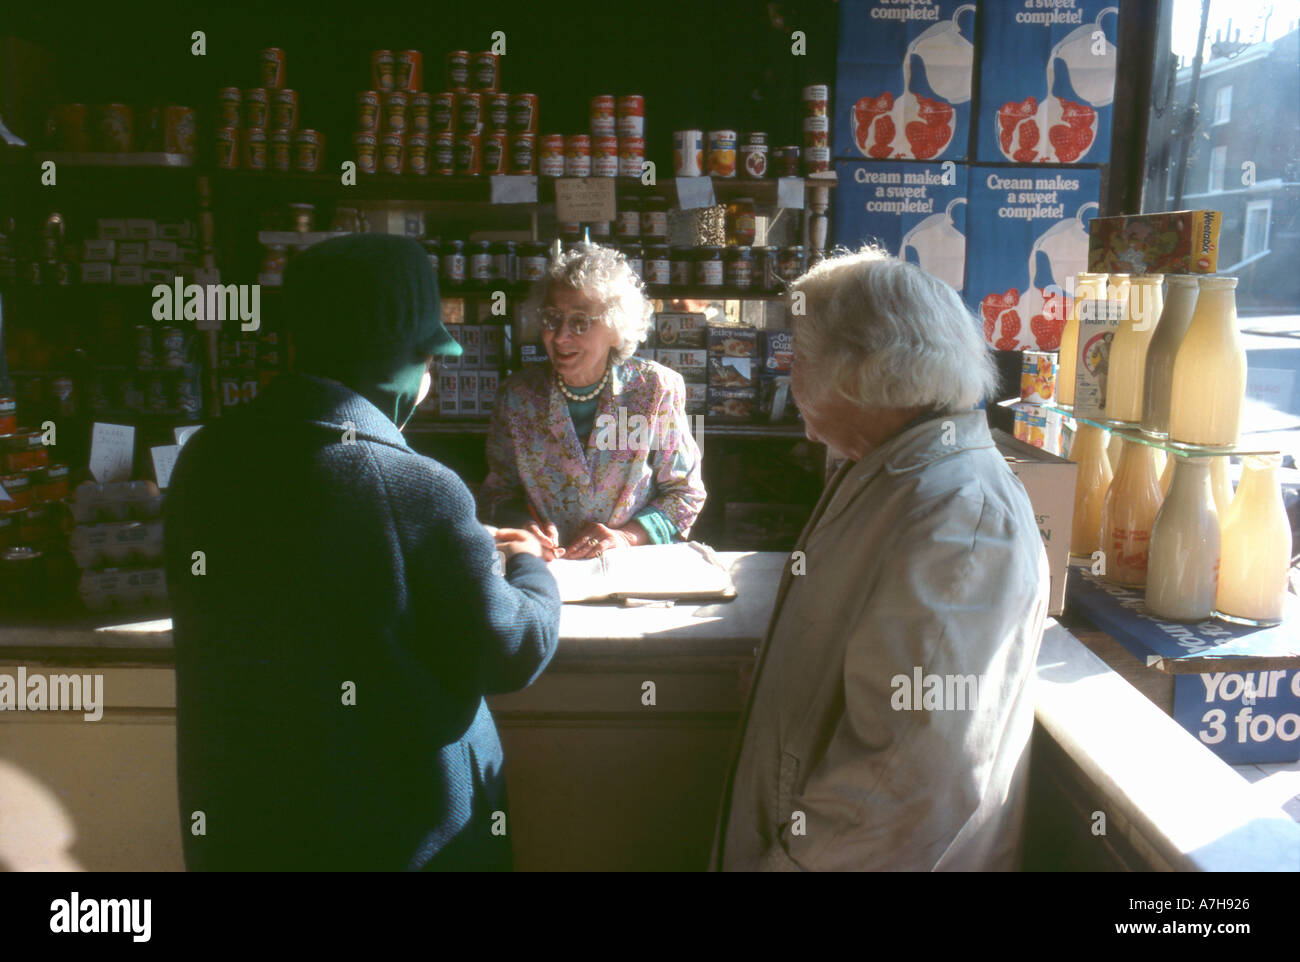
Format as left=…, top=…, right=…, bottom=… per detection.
left=1169, top=277, right=1247, bottom=448
left=1105, top=274, right=1164, bottom=424
left=1146, top=456, right=1220, bottom=621
left=1070, top=423, right=1112, bottom=558
left=1057, top=272, right=1106, bottom=407
left=1216, top=455, right=1292, bottom=626
left=1100, top=438, right=1163, bottom=586
left=1140, top=275, right=1199, bottom=438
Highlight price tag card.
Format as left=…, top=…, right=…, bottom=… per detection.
left=675, top=176, right=717, bottom=210
left=90, top=422, right=135, bottom=482
left=191, top=268, right=224, bottom=331
left=174, top=424, right=203, bottom=446
left=777, top=177, right=805, bottom=210
left=491, top=175, right=539, bottom=205
left=151, top=444, right=181, bottom=489
left=555, top=178, right=617, bottom=223
left=0, top=479, right=11, bottom=504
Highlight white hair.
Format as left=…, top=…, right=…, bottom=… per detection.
left=523, top=245, right=653, bottom=363
left=788, top=245, right=997, bottom=413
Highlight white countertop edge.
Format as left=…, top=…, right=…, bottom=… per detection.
left=1036, top=620, right=1300, bottom=872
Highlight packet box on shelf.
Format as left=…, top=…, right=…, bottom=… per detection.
left=146, top=240, right=179, bottom=264
left=991, top=429, right=1077, bottom=617
left=1020, top=351, right=1057, bottom=403
left=80, top=262, right=113, bottom=284
left=656, top=349, right=708, bottom=381
left=71, top=480, right=165, bottom=525
left=1011, top=401, right=1063, bottom=456
left=117, top=242, right=147, bottom=265
left=458, top=372, right=480, bottom=416
left=126, top=218, right=159, bottom=240
left=79, top=567, right=168, bottom=612
left=684, top=381, right=707, bottom=413
left=142, top=268, right=174, bottom=286
left=441, top=329, right=463, bottom=369
left=1072, top=302, right=1121, bottom=421
left=482, top=326, right=505, bottom=368
left=479, top=370, right=500, bottom=411
left=520, top=343, right=548, bottom=365
left=82, top=239, right=116, bottom=262
left=71, top=520, right=166, bottom=569
left=708, top=386, right=758, bottom=421
left=761, top=375, right=799, bottom=422
left=458, top=326, right=482, bottom=368
left=158, top=221, right=196, bottom=241
left=438, top=372, right=459, bottom=416
left=657, top=312, right=707, bottom=348
left=1087, top=210, right=1222, bottom=275
left=763, top=330, right=793, bottom=373
left=97, top=218, right=128, bottom=240
left=708, top=326, right=758, bottom=357
left=709, top=355, right=757, bottom=389
left=114, top=265, right=144, bottom=285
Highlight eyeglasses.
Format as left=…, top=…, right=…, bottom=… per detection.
left=539, top=308, right=600, bottom=336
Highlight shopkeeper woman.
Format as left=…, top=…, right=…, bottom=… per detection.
left=480, top=245, right=706, bottom=560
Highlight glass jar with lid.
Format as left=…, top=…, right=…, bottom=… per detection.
left=469, top=240, right=494, bottom=285
left=778, top=245, right=805, bottom=284
left=644, top=245, right=670, bottom=286
left=441, top=239, right=466, bottom=288
left=518, top=242, right=548, bottom=282
left=724, top=246, right=754, bottom=290
left=695, top=245, right=724, bottom=287
left=490, top=240, right=516, bottom=284
left=621, top=243, right=644, bottom=281
left=641, top=197, right=669, bottom=241
left=669, top=246, right=694, bottom=288
left=726, top=197, right=756, bottom=247
left=421, top=239, right=440, bottom=279
left=616, top=195, right=641, bottom=241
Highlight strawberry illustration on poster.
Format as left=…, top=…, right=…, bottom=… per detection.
left=965, top=166, right=1100, bottom=351
left=833, top=160, right=968, bottom=293
left=976, top=0, right=1119, bottom=164
left=834, top=0, right=976, bottom=162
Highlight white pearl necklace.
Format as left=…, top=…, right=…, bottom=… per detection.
left=555, top=365, right=610, bottom=402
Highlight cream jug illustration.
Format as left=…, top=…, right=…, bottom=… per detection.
left=996, top=7, right=1117, bottom=163
left=852, top=4, right=974, bottom=160
left=900, top=197, right=967, bottom=292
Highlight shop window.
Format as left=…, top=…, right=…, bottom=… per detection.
left=1213, top=84, right=1232, bottom=124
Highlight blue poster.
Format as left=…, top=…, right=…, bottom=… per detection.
left=833, top=159, right=968, bottom=294
left=834, top=0, right=976, bottom=161
left=974, top=0, right=1120, bottom=164
left=964, top=166, right=1100, bottom=351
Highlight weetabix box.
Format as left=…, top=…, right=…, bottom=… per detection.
left=832, top=160, right=968, bottom=293
left=1087, top=210, right=1222, bottom=275
left=965, top=166, right=1100, bottom=352
left=975, top=0, right=1119, bottom=165
left=657, top=312, right=707, bottom=348
left=834, top=0, right=975, bottom=161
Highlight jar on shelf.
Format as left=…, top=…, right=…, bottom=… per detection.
left=259, top=244, right=288, bottom=278
left=288, top=203, right=315, bottom=232
left=421, top=240, right=440, bottom=279
left=1146, top=455, right=1220, bottom=622
left=1140, top=274, right=1199, bottom=439
left=1100, top=438, right=1164, bottom=587
left=755, top=246, right=779, bottom=292
left=621, top=243, right=643, bottom=281
left=777, top=245, right=805, bottom=284
left=441, top=239, right=466, bottom=288
left=695, top=245, right=724, bottom=287
left=724, top=246, right=754, bottom=290
left=669, top=246, right=694, bottom=288
left=644, top=245, right=670, bottom=286
left=1168, top=276, right=1247, bottom=449
left=518, top=241, right=548, bottom=282
left=469, top=240, right=494, bottom=285
left=491, top=240, right=516, bottom=284
left=726, top=197, right=756, bottom=247
left=617, top=196, right=641, bottom=241
left=641, top=197, right=669, bottom=241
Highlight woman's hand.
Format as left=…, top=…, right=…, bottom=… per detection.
left=563, top=521, right=646, bottom=560
left=493, top=527, right=557, bottom=562
left=524, top=521, right=563, bottom=558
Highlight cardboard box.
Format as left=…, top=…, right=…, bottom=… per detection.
left=993, top=429, right=1078, bottom=617
left=684, top=381, right=708, bottom=412
left=80, top=262, right=112, bottom=284
left=1072, top=297, right=1121, bottom=420
left=763, top=330, right=794, bottom=374
left=438, top=372, right=459, bottom=416
left=97, top=218, right=128, bottom=240
left=708, top=355, right=757, bottom=389
left=965, top=166, right=1101, bottom=351
left=1087, top=210, right=1222, bottom=275
left=114, top=264, right=144, bottom=285
left=146, top=240, right=179, bottom=264
left=834, top=0, right=975, bottom=162
left=482, top=326, right=505, bottom=368
left=975, top=0, right=1118, bottom=165
left=708, top=386, right=757, bottom=421
left=82, top=239, right=116, bottom=262
left=761, top=374, right=799, bottom=423
left=479, top=370, right=500, bottom=411
left=459, top=325, right=482, bottom=368
left=657, top=348, right=708, bottom=380
left=142, top=268, right=174, bottom=285
left=520, top=343, right=548, bottom=365
left=117, top=242, right=147, bottom=265
left=657, top=312, right=707, bottom=348
left=707, top=325, right=758, bottom=357
left=126, top=218, right=159, bottom=240
left=158, top=220, right=195, bottom=241
left=832, top=160, right=969, bottom=293
left=442, top=328, right=462, bottom=369
left=458, top=372, right=479, bottom=415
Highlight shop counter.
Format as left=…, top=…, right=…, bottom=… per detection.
left=2, top=551, right=1298, bottom=871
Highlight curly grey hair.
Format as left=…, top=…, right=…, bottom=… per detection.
left=523, top=245, right=654, bottom=363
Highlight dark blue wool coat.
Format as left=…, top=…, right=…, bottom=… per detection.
left=164, top=373, right=560, bottom=870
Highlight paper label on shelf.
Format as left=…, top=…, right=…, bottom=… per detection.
left=776, top=178, right=805, bottom=210
left=90, top=422, right=136, bottom=482
left=675, top=176, right=717, bottom=210
left=151, top=444, right=181, bottom=488
left=555, top=178, right=616, bottom=222
left=0, top=480, right=10, bottom=503
left=491, top=175, right=539, bottom=204
left=174, top=424, right=203, bottom=446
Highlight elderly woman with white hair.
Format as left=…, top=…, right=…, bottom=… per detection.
left=480, top=246, right=706, bottom=560
left=712, top=247, right=1051, bottom=872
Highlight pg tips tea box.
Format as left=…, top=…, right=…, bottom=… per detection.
left=965, top=166, right=1100, bottom=351
left=976, top=0, right=1120, bottom=164
left=834, top=0, right=976, bottom=161
left=833, top=159, right=968, bottom=294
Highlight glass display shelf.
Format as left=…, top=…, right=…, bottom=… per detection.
left=1044, top=402, right=1281, bottom=457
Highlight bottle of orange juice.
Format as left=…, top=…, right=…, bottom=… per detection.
left=1070, top=423, right=1112, bottom=558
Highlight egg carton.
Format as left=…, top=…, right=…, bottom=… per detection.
left=71, top=480, right=164, bottom=524
left=78, top=566, right=168, bottom=612
left=70, top=520, right=165, bottom=569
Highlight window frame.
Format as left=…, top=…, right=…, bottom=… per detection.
left=1213, top=83, right=1233, bottom=124
left=1243, top=199, right=1273, bottom=259
left=1208, top=144, right=1228, bottom=192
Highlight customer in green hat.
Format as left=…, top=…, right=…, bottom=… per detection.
left=165, top=233, right=560, bottom=871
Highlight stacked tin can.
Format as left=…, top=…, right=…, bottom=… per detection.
left=356, top=48, right=539, bottom=176
left=216, top=47, right=325, bottom=173
left=801, top=83, right=831, bottom=175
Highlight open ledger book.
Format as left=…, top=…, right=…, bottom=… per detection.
left=546, top=542, right=737, bottom=604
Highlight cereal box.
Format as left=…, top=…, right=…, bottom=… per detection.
left=684, top=381, right=708, bottom=414
left=975, top=0, right=1119, bottom=165
left=442, top=328, right=463, bottom=369
left=834, top=0, right=976, bottom=161
left=965, top=166, right=1101, bottom=351
left=657, top=312, right=707, bottom=348
left=1087, top=210, right=1221, bottom=275
left=832, top=160, right=968, bottom=293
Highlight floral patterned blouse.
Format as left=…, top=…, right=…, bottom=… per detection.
left=479, top=356, right=706, bottom=545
